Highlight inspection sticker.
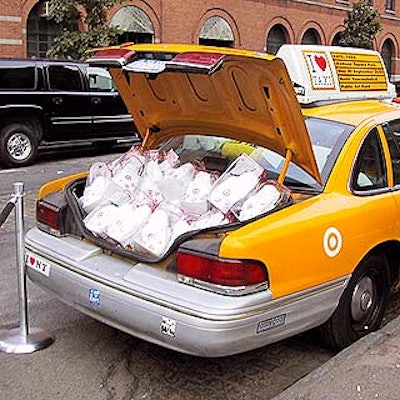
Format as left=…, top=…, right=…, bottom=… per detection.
left=25, top=252, right=50, bottom=277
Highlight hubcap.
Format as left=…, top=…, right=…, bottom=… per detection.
left=7, top=133, right=32, bottom=161
left=351, top=276, right=375, bottom=322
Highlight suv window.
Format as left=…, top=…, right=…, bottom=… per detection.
left=48, top=65, right=83, bottom=91
left=0, top=66, right=35, bottom=89
left=352, top=128, right=388, bottom=191
left=88, top=67, right=115, bottom=91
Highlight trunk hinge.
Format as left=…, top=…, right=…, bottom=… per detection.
left=278, top=149, right=293, bottom=184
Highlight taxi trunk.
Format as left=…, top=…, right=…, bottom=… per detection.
left=25, top=44, right=335, bottom=357
left=33, top=45, right=322, bottom=295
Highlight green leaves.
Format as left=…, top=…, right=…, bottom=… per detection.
left=46, top=0, right=123, bottom=61
left=339, top=0, right=381, bottom=49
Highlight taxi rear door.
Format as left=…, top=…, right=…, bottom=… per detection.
left=379, top=120, right=400, bottom=242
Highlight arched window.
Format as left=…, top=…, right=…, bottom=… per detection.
left=199, top=16, right=234, bottom=48
left=266, top=24, right=288, bottom=55
left=301, top=28, right=321, bottom=45
left=27, top=1, right=62, bottom=58
left=332, top=32, right=343, bottom=46
left=381, top=39, right=394, bottom=79
left=111, top=6, right=154, bottom=44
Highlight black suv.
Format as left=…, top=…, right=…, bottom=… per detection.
left=0, top=59, right=139, bottom=168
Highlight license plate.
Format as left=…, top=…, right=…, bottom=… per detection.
left=125, top=59, right=166, bottom=73
left=25, top=252, right=51, bottom=277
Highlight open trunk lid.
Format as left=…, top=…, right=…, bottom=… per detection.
left=88, top=44, right=321, bottom=184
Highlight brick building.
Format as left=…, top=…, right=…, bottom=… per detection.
left=0, top=0, right=399, bottom=80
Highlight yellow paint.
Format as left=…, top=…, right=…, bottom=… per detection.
left=38, top=172, right=88, bottom=200
left=93, top=42, right=275, bottom=61
left=277, top=149, right=293, bottom=184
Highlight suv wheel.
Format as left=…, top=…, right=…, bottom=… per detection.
left=0, top=123, right=39, bottom=168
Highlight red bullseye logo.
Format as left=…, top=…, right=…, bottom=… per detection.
left=323, top=227, right=342, bottom=257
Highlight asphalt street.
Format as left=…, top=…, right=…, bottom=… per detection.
left=0, top=146, right=399, bottom=400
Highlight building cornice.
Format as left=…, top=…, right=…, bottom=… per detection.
left=0, top=15, right=22, bottom=22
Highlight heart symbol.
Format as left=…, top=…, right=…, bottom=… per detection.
left=29, top=256, right=35, bottom=265
left=315, top=55, right=327, bottom=71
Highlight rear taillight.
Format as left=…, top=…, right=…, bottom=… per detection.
left=168, top=52, right=225, bottom=73
left=87, top=48, right=136, bottom=67
left=36, top=193, right=68, bottom=236
left=176, top=250, right=268, bottom=296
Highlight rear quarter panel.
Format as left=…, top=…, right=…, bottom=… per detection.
left=219, top=117, right=400, bottom=298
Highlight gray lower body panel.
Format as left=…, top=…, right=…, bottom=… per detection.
left=25, top=228, right=348, bottom=357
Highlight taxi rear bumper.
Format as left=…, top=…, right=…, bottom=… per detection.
left=25, top=228, right=348, bottom=357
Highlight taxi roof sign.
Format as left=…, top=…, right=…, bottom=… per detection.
left=277, top=45, right=396, bottom=104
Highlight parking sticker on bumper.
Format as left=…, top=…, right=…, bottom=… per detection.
left=160, top=317, right=176, bottom=338
left=257, top=314, right=286, bottom=334
left=89, top=289, right=101, bottom=306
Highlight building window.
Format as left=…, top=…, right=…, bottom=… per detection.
left=199, top=16, right=234, bottom=48
left=332, top=32, right=343, bottom=46
left=111, top=6, right=154, bottom=44
left=381, top=39, right=394, bottom=79
left=27, top=1, right=62, bottom=58
left=386, top=0, right=395, bottom=11
left=266, top=25, right=288, bottom=55
left=301, top=28, right=321, bottom=45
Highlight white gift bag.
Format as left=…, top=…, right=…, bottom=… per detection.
left=181, top=171, right=213, bottom=214
left=190, top=209, right=228, bottom=230
left=135, top=209, right=172, bottom=256
left=237, top=183, right=282, bottom=221
left=208, top=154, right=264, bottom=214
left=106, top=203, right=151, bottom=244
left=157, top=163, right=195, bottom=202
left=170, top=219, right=192, bottom=244
left=80, top=176, right=131, bottom=213
left=112, top=156, right=145, bottom=194
left=83, top=204, right=119, bottom=235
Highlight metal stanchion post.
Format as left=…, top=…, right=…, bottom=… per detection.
left=0, top=182, right=54, bottom=354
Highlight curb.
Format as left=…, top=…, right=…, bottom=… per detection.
left=272, top=314, right=400, bottom=400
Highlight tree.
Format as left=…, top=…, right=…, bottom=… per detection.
left=339, top=0, right=381, bottom=49
left=46, top=0, right=122, bottom=61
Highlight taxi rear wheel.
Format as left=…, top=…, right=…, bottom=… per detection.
left=318, top=254, right=390, bottom=350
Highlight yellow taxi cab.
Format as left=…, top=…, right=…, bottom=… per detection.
left=24, top=43, right=400, bottom=357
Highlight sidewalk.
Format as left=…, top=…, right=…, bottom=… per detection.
left=273, top=315, right=400, bottom=400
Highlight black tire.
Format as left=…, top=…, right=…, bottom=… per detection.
left=318, top=253, right=390, bottom=350
left=0, top=123, right=39, bottom=168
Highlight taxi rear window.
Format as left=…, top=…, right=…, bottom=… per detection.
left=158, top=117, right=354, bottom=192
